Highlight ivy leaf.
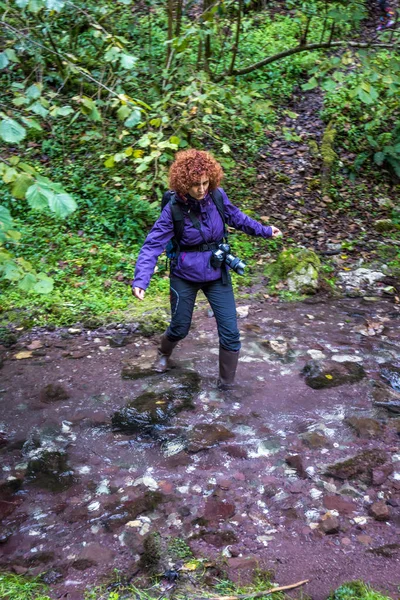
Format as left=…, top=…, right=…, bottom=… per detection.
left=0, top=52, right=9, bottom=69
left=25, top=182, right=53, bottom=210
left=48, top=193, right=77, bottom=218
left=26, top=83, right=41, bottom=100
left=302, top=77, right=318, bottom=91
left=81, top=97, right=102, bottom=122
left=117, top=105, right=131, bottom=121
left=120, top=53, right=137, bottom=69
left=29, top=101, right=48, bottom=117
left=3, top=261, right=22, bottom=281
left=33, top=274, right=54, bottom=293
left=18, top=273, right=37, bottom=292
left=124, top=109, right=141, bottom=128
left=46, top=0, right=66, bottom=10
left=0, top=206, right=14, bottom=231
left=56, top=105, right=74, bottom=116
left=11, top=173, right=34, bottom=199
left=28, top=0, right=45, bottom=12
left=374, top=151, right=385, bottom=166
left=20, top=116, right=43, bottom=131
left=0, top=118, right=26, bottom=143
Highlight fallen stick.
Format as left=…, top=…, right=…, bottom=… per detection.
left=193, top=578, right=309, bottom=600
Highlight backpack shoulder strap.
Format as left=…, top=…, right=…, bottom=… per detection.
left=168, top=194, right=185, bottom=242
left=210, top=188, right=226, bottom=235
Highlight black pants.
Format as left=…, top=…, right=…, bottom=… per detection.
left=166, top=275, right=241, bottom=352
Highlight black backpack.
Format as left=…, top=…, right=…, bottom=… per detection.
left=161, top=189, right=226, bottom=259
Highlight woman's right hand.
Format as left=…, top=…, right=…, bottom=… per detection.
left=132, top=287, right=145, bottom=301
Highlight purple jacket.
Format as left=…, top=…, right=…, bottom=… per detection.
left=132, top=187, right=273, bottom=290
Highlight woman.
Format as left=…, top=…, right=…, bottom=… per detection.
left=132, top=149, right=282, bottom=389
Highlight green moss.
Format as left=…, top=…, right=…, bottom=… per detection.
left=167, top=537, right=193, bottom=560
left=266, top=248, right=321, bottom=284
left=328, top=580, right=393, bottom=600
left=137, top=308, right=169, bottom=337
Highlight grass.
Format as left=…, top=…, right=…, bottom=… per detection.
left=0, top=572, right=52, bottom=600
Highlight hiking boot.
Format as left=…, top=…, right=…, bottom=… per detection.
left=153, top=333, right=179, bottom=372
left=217, top=347, right=239, bottom=390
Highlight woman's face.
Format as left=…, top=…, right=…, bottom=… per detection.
left=188, top=174, right=209, bottom=200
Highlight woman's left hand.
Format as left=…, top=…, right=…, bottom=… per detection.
left=271, top=226, right=282, bottom=238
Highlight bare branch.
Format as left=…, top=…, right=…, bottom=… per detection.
left=215, top=40, right=397, bottom=80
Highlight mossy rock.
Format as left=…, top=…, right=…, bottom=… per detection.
left=328, top=580, right=393, bottom=600
left=324, top=449, right=388, bottom=484
left=374, top=219, right=400, bottom=233
left=0, top=327, right=18, bottom=347
left=266, top=248, right=321, bottom=295
left=138, top=309, right=169, bottom=337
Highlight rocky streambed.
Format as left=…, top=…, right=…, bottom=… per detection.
left=0, top=295, right=399, bottom=600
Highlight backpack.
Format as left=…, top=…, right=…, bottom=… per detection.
left=161, top=189, right=226, bottom=260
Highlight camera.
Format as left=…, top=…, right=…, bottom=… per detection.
left=210, top=243, right=246, bottom=276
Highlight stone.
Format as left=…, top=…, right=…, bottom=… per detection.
left=319, top=514, right=340, bottom=534
left=266, top=248, right=321, bottom=295
left=368, top=543, right=400, bottom=558
left=357, top=535, right=373, bottom=546
left=337, top=268, right=386, bottom=290
left=285, top=454, right=307, bottom=479
left=324, top=449, right=388, bottom=484
left=323, top=495, right=356, bottom=515
left=186, top=424, right=235, bottom=453
left=39, top=383, right=70, bottom=404
left=371, top=380, right=400, bottom=414
left=138, top=309, right=169, bottom=337
left=27, top=448, right=74, bottom=491
left=380, top=364, right=400, bottom=392
left=108, top=333, right=133, bottom=347
left=368, top=501, right=390, bottom=521
left=224, top=445, right=248, bottom=459
left=113, top=370, right=200, bottom=432
left=199, top=529, right=238, bottom=547
left=302, top=359, right=365, bottom=389
left=236, top=305, right=250, bottom=318
left=372, top=464, right=394, bottom=486
left=300, top=431, right=329, bottom=448
left=204, top=498, right=236, bottom=521
left=345, top=416, right=384, bottom=439
left=121, top=361, right=158, bottom=379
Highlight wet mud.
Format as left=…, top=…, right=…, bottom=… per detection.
left=0, top=295, right=399, bottom=599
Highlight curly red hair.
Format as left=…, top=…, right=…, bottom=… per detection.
left=168, top=149, right=224, bottom=195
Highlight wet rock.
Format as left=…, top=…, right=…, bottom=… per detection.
left=302, top=359, right=365, bottom=389
left=197, top=529, right=238, bottom=547
left=121, top=359, right=157, bottom=379
left=41, top=569, right=64, bottom=585
left=125, top=490, right=165, bottom=519
left=112, top=391, right=177, bottom=432
left=345, top=416, right=384, bottom=439
left=204, top=498, right=236, bottom=521
left=368, top=543, right=400, bottom=558
left=380, top=364, right=400, bottom=392
left=25, top=551, right=55, bottom=567
left=236, top=305, right=250, bottom=318
left=223, top=445, right=248, bottom=459
left=324, top=449, right=388, bottom=484
left=338, top=484, right=363, bottom=498
left=372, top=463, right=394, bottom=486
left=259, top=337, right=294, bottom=362
left=285, top=454, right=307, bottom=479
left=371, top=380, right=400, bottom=414
left=300, top=431, right=330, bottom=448
left=323, top=495, right=356, bottom=515
left=72, top=543, right=114, bottom=570
left=319, top=514, right=340, bottom=534
left=186, top=424, right=235, bottom=453
left=113, top=371, right=199, bottom=432
left=39, top=383, right=70, bottom=404
left=368, top=501, right=391, bottom=521
left=108, top=333, right=134, bottom=347
left=226, top=556, right=260, bottom=582
left=27, top=448, right=74, bottom=491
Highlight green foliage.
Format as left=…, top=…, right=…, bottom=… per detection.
left=328, top=580, right=393, bottom=600
left=0, top=572, right=52, bottom=600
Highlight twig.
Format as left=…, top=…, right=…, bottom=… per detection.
left=193, top=578, right=309, bottom=600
